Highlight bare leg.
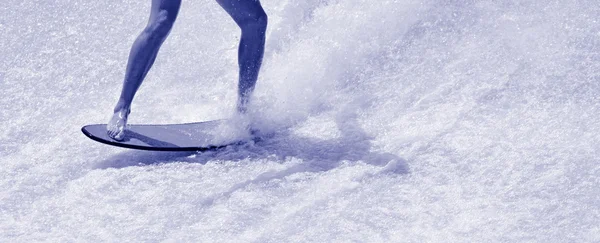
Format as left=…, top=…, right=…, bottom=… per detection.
left=216, top=0, right=267, bottom=113
left=107, top=0, right=181, bottom=140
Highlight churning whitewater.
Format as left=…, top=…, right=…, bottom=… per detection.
left=1, top=0, right=599, bottom=242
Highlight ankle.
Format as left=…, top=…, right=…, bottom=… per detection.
left=113, top=103, right=131, bottom=114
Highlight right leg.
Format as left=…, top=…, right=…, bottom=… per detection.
left=216, top=0, right=267, bottom=114
left=107, top=0, right=181, bottom=140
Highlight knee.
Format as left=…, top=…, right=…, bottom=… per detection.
left=144, top=10, right=176, bottom=39
left=240, top=10, right=268, bottom=33
left=255, top=10, right=268, bottom=29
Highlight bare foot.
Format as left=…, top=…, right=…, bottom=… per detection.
left=237, top=95, right=250, bottom=114
left=237, top=102, right=247, bottom=114
left=107, top=109, right=130, bottom=141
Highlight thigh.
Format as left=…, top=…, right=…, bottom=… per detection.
left=215, top=0, right=266, bottom=25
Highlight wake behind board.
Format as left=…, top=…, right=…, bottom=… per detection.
left=81, top=120, right=247, bottom=151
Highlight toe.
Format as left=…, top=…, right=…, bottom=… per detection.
left=114, top=131, right=125, bottom=141
left=107, top=128, right=120, bottom=140
left=107, top=129, right=114, bottom=137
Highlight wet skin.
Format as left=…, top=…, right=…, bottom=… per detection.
left=107, top=0, right=267, bottom=141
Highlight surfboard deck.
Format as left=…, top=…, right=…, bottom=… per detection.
left=81, top=120, right=247, bottom=151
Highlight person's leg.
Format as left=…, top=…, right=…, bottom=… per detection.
left=216, top=0, right=267, bottom=113
left=107, top=0, right=182, bottom=140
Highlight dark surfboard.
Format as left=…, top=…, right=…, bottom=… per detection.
left=81, top=120, right=246, bottom=151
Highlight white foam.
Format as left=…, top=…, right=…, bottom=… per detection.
left=1, top=0, right=599, bottom=241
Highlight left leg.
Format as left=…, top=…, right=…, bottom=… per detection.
left=107, top=0, right=182, bottom=140
left=216, top=0, right=267, bottom=113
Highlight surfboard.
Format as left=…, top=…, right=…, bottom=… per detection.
left=81, top=119, right=248, bottom=151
